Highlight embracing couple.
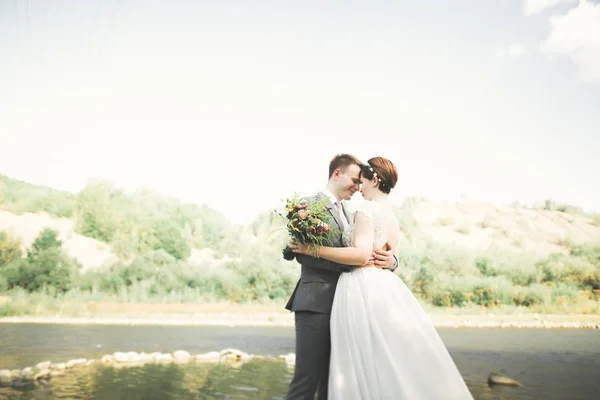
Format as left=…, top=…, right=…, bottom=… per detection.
left=284, top=154, right=474, bottom=400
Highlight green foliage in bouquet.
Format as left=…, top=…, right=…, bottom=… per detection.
left=276, top=195, right=336, bottom=261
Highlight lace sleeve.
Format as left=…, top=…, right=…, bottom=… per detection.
left=344, top=199, right=385, bottom=248
left=355, top=200, right=375, bottom=221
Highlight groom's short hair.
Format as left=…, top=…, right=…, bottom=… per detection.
left=328, top=154, right=364, bottom=178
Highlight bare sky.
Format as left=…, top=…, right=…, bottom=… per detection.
left=1, top=0, right=599, bottom=223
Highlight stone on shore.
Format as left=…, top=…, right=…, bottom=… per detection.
left=66, top=359, right=87, bottom=368
left=0, top=370, right=11, bottom=385
left=10, top=370, right=22, bottom=380
left=35, top=361, right=51, bottom=371
left=137, top=353, right=153, bottom=363
left=195, top=351, right=220, bottom=362
left=33, top=369, right=51, bottom=381
left=488, top=373, right=522, bottom=387
left=50, top=363, right=66, bottom=371
left=219, top=348, right=249, bottom=360
left=113, top=352, right=129, bottom=363
left=101, top=355, right=113, bottom=364
left=173, top=350, right=191, bottom=363
left=21, top=367, right=34, bottom=380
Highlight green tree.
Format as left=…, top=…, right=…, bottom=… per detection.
left=74, top=180, right=124, bottom=242
left=0, top=231, right=22, bottom=266
left=14, top=248, right=79, bottom=293
left=152, top=219, right=191, bottom=260
left=28, top=227, right=62, bottom=258
left=3, top=228, right=79, bottom=293
left=1, top=258, right=28, bottom=291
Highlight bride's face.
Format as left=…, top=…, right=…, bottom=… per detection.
left=360, top=176, right=375, bottom=200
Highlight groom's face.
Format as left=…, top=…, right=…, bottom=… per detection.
left=337, top=164, right=362, bottom=200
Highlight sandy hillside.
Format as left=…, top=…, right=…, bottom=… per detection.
left=399, top=199, right=600, bottom=257
left=0, top=209, right=118, bottom=272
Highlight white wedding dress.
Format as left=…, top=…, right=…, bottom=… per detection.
left=328, top=201, right=474, bottom=400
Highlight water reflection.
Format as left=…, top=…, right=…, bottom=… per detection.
left=0, top=360, right=293, bottom=400
left=0, top=357, right=578, bottom=400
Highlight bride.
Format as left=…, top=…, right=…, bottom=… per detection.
left=289, top=157, right=474, bottom=400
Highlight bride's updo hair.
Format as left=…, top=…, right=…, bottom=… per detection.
left=361, top=157, right=398, bottom=194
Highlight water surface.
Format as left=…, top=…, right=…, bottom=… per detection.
left=1, top=324, right=599, bottom=399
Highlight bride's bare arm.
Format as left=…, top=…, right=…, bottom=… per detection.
left=290, top=212, right=374, bottom=266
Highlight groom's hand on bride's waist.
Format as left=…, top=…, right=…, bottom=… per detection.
left=362, top=242, right=398, bottom=272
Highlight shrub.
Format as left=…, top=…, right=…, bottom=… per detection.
left=28, top=227, right=62, bottom=258
left=0, top=231, right=22, bottom=266
left=513, top=284, right=552, bottom=307
left=14, top=248, right=79, bottom=293
left=536, top=253, right=596, bottom=286
left=477, top=249, right=540, bottom=285
left=152, top=219, right=191, bottom=260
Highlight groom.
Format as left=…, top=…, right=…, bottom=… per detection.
left=285, top=154, right=398, bottom=399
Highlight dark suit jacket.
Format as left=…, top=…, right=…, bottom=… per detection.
left=285, top=192, right=353, bottom=314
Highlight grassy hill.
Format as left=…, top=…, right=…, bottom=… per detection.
left=0, top=174, right=243, bottom=260
left=1, top=173, right=599, bottom=316
left=0, top=174, right=75, bottom=218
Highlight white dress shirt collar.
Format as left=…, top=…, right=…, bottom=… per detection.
left=320, top=188, right=340, bottom=206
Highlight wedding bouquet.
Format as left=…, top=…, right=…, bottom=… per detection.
left=276, top=195, right=335, bottom=261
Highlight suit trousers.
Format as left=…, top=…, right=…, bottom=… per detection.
left=286, top=311, right=332, bottom=400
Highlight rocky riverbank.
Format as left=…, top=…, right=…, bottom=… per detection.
left=0, top=348, right=296, bottom=388
left=2, top=347, right=526, bottom=391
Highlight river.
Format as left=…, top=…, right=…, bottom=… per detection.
left=1, top=324, right=599, bottom=399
